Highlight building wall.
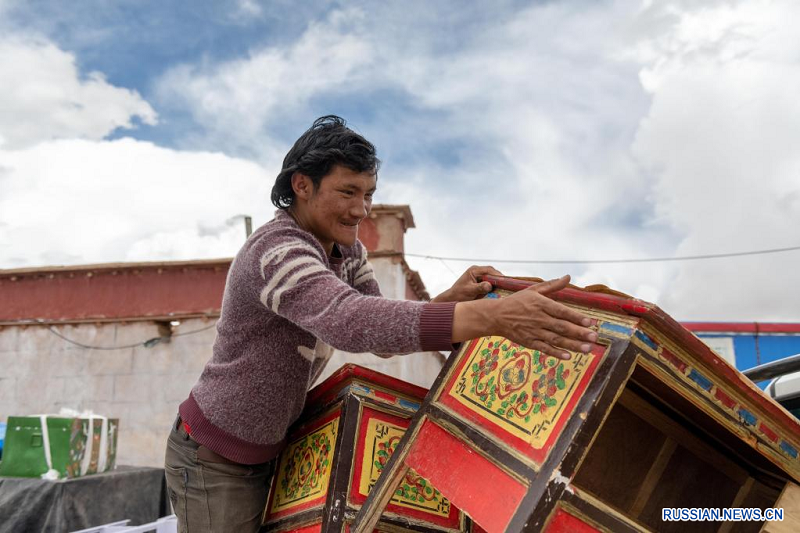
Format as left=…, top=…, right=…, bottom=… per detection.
left=0, top=205, right=445, bottom=468
left=0, top=318, right=215, bottom=467
left=0, top=304, right=444, bottom=469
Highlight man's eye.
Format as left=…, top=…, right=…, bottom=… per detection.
left=340, top=190, right=354, bottom=197
left=365, top=193, right=374, bottom=200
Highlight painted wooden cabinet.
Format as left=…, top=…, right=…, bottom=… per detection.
left=261, top=364, right=475, bottom=532
left=353, top=276, right=800, bottom=532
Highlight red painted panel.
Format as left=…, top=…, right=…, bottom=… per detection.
left=404, top=419, right=527, bottom=533
left=0, top=260, right=229, bottom=323
left=350, top=407, right=461, bottom=528
left=661, top=348, right=687, bottom=373
left=544, top=507, right=600, bottom=533
left=760, top=423, right=780, bottom=443
left=471, top=523, right=489, bottom=533
left=373, top=389, right=397, bottom=403
left=713, top=388, right=737, bottom=410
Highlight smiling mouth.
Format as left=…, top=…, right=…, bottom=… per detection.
left=340, top=221, right=359, bottom=228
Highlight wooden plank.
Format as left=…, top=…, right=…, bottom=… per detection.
left=323, top=395, right=360, bottom=532
left=560, top=489, right=651, bottom=532
left=629, top=438, right=677, bottom=518
left=292, top=524, right=323, bottom=533
left=717, top=477, right=754, bottom=533
left=761, top=482, right=800, bottom=533
left=618, top=388, right=750, bottom=486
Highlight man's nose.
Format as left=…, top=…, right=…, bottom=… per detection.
left=350, top=199, right=369, bottom=219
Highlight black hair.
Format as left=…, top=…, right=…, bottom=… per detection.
left=271, top=115, right=381, bottom=209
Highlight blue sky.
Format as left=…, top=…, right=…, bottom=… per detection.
left=1, top=0, right=799, bottom=321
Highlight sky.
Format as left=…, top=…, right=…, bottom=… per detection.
left=0, top=0, right=798, bottom=322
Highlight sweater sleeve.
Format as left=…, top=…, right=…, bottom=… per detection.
left=257, top=231, right=454, bottom=354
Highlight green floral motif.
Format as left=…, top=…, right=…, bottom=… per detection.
left=471, top=340, right=570, bottom=422
left=279, top=431, right=333, bottom=500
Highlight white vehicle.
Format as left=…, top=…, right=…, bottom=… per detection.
left=750, top=354, right=800, bottom=419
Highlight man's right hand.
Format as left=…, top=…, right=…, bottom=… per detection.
left=451, top=275, right=598, bottom=360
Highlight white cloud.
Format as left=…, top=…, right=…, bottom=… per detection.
left=380, top=1, right=800, bottom=321
left=631, top=0, right=800, bottom=319
left=155, top=9, right=372, bottom=157
left=231, top=0, right=263, bottom=21
left=0, top=138, right=276, bottom=268
left=361, top=2, right=674, bottom=301
left=0, top=32, right=276, bottom=270
left=0, top=36, right=157, bottom=149
left=3, top=0, right=799, bottom=324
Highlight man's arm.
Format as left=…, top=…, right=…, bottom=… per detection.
left=261, top=232, right=595, bottom=358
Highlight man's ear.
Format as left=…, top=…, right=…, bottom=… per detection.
left=291, top=173, right=314, bottom=201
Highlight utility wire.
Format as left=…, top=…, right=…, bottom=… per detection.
left=45, top=322, right=216, bottom=351
left=406, top=244, right=800, bottom=265
left=35, top=244, right=800, bottom=348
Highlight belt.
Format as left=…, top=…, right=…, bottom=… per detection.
left=175, top=415, right=243, bottom=466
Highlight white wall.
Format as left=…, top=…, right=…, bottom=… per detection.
left=0, top=319, right=214, bottom=467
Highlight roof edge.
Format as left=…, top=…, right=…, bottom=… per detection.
left=0, top=258, right=234, bottom=277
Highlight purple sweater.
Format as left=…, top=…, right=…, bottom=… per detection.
left=179, top=210, right=455, bottom=464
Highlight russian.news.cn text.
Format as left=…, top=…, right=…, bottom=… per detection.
left=662, top=508, right=783, bottom=522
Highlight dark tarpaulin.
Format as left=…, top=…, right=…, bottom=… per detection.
left=0, top=466, right=170, bottom=533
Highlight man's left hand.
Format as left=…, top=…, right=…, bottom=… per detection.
left=432, top=265, right=503, bottom=303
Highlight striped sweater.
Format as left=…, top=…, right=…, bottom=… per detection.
left=179, top=210, right=455, bottom=464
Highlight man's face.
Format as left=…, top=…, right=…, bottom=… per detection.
left=293, top=165, right=376, bottom=253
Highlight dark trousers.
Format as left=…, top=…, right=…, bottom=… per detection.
left=164, top=417, right=275, bottom=533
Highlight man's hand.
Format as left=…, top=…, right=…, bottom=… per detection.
left=494, top=275, right=597, bottom=360
left=432, top=265, right=503, bottom=303
left=452, top=275, right=597, bottom=361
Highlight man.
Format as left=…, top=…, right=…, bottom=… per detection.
left=165, top=116, right=597, bottom=532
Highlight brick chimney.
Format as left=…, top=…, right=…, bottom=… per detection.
left=358, top=205, right=429, bottom=301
